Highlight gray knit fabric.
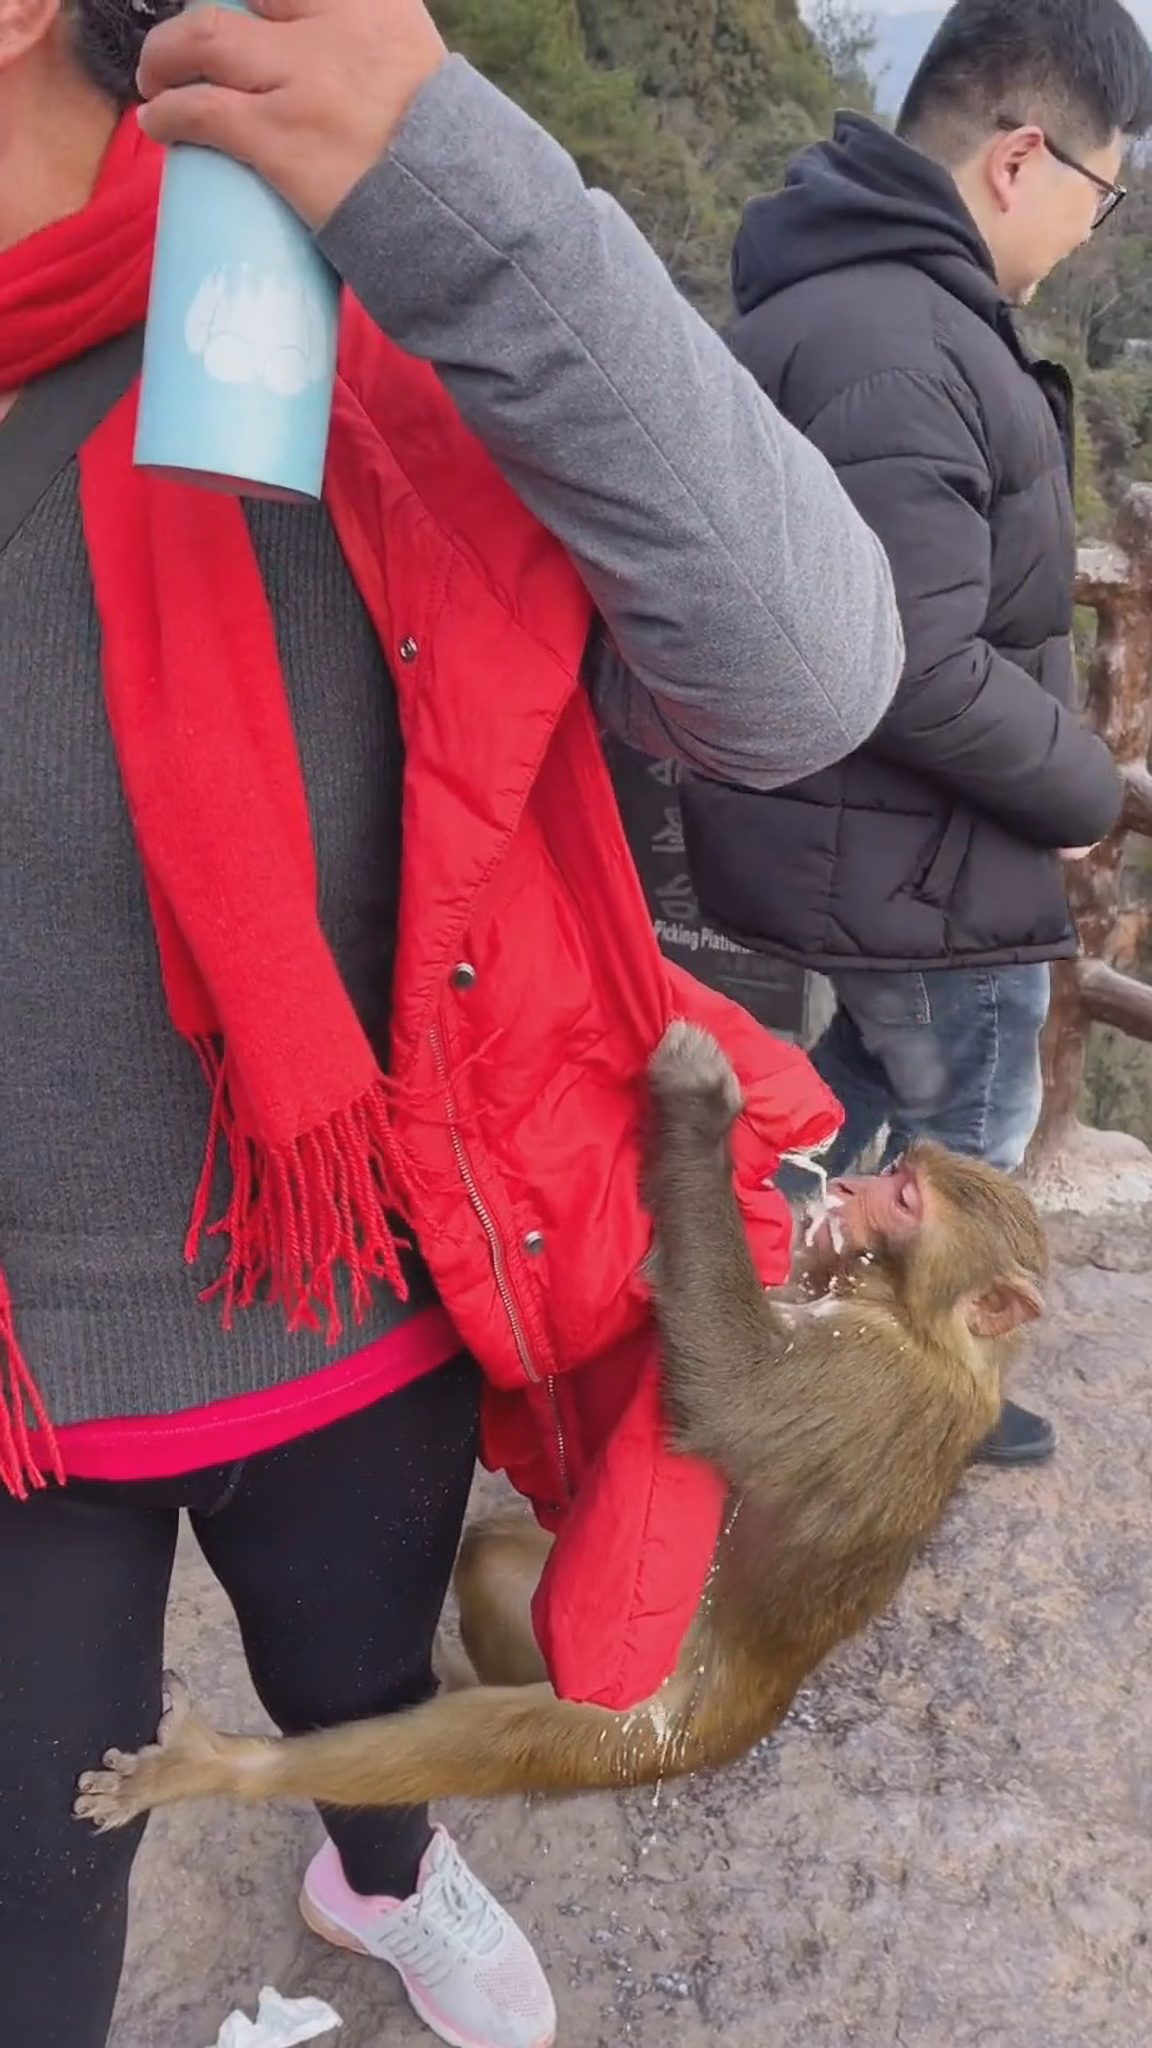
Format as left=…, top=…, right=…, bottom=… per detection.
left=0, top=449, right=433, bottom=1430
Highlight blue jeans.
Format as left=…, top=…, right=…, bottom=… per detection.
left=805, top=964, right=1051, bottom=1178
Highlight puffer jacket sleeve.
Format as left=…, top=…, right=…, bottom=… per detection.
left=803, top=367, right=1122, bottom=850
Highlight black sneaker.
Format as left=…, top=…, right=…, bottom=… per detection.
left=971, top=1400, right=1055, bottom=1467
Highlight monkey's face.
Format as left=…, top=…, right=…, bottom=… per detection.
left=831, top=1158, right=924, bottom=1251
left=801, top=1144, right=1048, bottom=1347
left=801, top=1156, right=923, bottom=1272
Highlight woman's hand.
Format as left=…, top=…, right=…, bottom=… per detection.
left=136, top=0, right=447, bottom=229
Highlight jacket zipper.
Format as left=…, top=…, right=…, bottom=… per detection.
left=428, top=1023, right=571, bottom=1500
left=543, top=1381, right=571, bottom=1501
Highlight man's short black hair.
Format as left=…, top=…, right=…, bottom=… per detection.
left=897, top=0, right=1152, bottom=161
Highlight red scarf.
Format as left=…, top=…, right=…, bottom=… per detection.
left=0, top=116, right=410, bottom=1497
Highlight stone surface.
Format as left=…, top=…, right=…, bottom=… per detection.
left=1028, top=1123, right=1152, bottom=1214
left=109, top=1213, right=1152, bottom=2048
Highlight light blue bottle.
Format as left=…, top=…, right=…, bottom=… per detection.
left=135, top=0, right=339, bottom=501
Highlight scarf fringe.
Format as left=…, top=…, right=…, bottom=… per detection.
left=186, top=1044, right=412, bottom=1341
left=0, top=1271, right=64, bottom=1501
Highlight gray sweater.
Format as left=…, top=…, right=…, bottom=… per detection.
left=0, top=59, right=902, bottom=1432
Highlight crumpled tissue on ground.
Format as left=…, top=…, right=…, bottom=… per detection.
left=205, top=1985, right=342, bottom=2048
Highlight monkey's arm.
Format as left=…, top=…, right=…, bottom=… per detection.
left=646, top=1024, right=816, bottom=1477
left=646, top=1022, right=921, bottom=1521
left=75, top=1668, right=768, bottom=1830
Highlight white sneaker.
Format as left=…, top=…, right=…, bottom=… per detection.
left=299, top=1826, right=557, bottom=2048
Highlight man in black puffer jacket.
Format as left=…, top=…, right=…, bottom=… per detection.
left=682, top=0, right=1152, bottom=1466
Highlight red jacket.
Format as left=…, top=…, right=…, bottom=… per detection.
left=327, top=308, right=842, bottom=1712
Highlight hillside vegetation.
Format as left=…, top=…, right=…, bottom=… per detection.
left=438, top=0, right=866, bottom=313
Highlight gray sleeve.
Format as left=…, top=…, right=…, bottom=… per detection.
left=317, top=57, right=903, bottom=790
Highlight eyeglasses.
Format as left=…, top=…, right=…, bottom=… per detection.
left=1043, top=134, right=1126, bottom=227
left=996, top=118, right=1126, bottom=229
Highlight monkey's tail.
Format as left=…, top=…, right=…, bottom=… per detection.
left=245, top=1681, right=758, bottom=1811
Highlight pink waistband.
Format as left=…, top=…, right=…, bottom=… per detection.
left=32, top=1304, right=463, bottom=1483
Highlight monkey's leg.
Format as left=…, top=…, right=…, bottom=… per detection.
left=647, top=1021, right=801, bottom=1472
left=455, top=1513, right=552, bottom=1688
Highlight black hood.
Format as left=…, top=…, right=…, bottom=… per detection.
left=732, top=113, right=1005, bottom=332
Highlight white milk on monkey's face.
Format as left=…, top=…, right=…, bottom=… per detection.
left=761, top=1141, right=845, bottom=1275
left=804, top=1187, right=845, bottom=1256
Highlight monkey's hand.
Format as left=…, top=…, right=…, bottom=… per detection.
left=649, top=1021, right=743, bottom=1146
left=74, top=1672, right=265, bottom=1830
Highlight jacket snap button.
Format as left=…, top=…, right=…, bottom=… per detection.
left=523, top=1230, right=546, bottom=1256
left=450, top=962, right=478, bottom=991
left=399, top=636, right=419, bottom=663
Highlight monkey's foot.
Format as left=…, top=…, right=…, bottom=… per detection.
left=74, top=1671, right=259, bottom=1831
left=650, top=1020, right=743, bottom=1128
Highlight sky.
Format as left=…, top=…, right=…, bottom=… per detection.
left=802, top=0, right=1151, bottom=18
left=800, top=0, right=1152, bottom=114
left=865, top=0, right=1152, bottom=19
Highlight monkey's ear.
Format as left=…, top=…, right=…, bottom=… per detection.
left=964, top=1276, right=1044, bottom=1340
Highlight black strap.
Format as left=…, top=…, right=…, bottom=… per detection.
left=0, top=327, right=144, bottom=556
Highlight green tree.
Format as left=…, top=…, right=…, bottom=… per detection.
left=437, top=0, right=858, bottom=316
left=806, top=0, right=877, bottom=114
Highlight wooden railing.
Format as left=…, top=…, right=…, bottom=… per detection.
left=1027, top=482, right=1152, bottom=1180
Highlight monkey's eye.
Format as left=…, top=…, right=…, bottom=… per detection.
left=893, top=1168, right=922, bottom=1219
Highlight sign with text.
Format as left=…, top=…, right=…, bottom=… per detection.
left=604, top=736, right=808, bottom=1040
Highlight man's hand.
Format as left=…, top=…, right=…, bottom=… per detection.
left=136, top=0, right=447, bottom=229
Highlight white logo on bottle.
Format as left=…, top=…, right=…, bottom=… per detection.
left=184, top=267, right=329, bottom=397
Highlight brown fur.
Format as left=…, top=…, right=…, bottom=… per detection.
left=74, top=1023, right=1047, bottom=1831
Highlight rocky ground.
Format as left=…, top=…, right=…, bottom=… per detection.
left=108, top=1208, right=1152, bottom=2048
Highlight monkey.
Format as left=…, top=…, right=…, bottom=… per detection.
left=74, top=1020, right=1047, bottom=1832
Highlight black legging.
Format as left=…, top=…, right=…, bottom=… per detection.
left=0, top=1355, right=480, bottom=2048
